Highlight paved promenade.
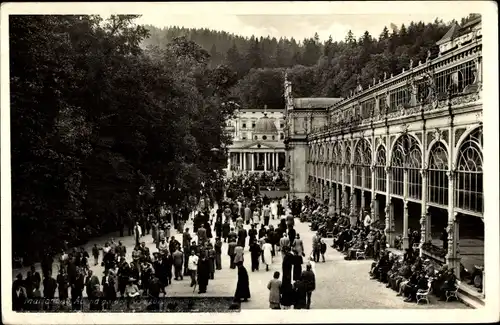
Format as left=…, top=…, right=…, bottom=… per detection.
left=12, top=212, right=467, bottom=309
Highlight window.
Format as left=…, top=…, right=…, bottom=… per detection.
left=455, top=127, right=483, bottom=213
left=377, top=94, right=387, bottom=115
left=254, top=136, right=258, bottom=140
left=389, top=87, right=409, bottom=112
left=353, top=139, right=371, bottom=188
left=252, top=123, right=256, bottom=128
left=428, top=142, right=449, bottom=206
left=390, top=134, right=422, bottom=198
left=262, top=135, right=267, bottom=140
left=280, top=133, right=284, bottom=140
left=361, top=99, right=375, bottom=119
left=434, top=60, right=478, bottom=96
left=272, top=135, right=275, bottom=140
left=242, top=123, right=247, bottom=129
left=280, top=123, right=284, bottom=128
left=242, top=135, right=247, bottom=140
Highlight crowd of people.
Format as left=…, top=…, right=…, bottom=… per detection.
left=299, top=194, right=461, bottom=306
left=12, top=182, right=465, bottom=311
left=369, top=248, right=459, bottom=303
left=12, top=184, right=324, bottom=311
left=217, top=194, right=318, bottom=309
left=224, top=171, right=289, bottom=200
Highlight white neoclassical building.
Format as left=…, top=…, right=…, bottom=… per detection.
left=224, top=107, right=286, bottom=177
left=284, top=17, right=484, bottom=297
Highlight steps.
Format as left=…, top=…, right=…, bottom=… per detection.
left=457, top=283, right=485, bottom=309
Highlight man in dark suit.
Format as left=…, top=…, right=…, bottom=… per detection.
left=197, top=224, right=208, bottom=246
left=183, top=228, right=192, bottom=276
left=102, top=269, right=116, bottom=310
left=85, top=269, right=100, bottom=300
left=237, top=227, right=248, bottom=249
left=42, top=270, right=57, bottom=311
left=301, top=264, right=316, bottom=309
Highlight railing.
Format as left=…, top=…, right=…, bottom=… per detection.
left=311, top=91, right=481, bottom=137
left=307, top=40, right=482, bottom=137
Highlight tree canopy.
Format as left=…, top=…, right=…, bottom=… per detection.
left=143, top=14, right=478, bottom=107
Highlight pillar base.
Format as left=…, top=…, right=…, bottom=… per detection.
left=385, top=230, right=396, bottom=247
left=402, top=236, right=410, bottom=250
left=349, top=215, right=358, bottom=227
left=446, top=256, right=461, bottom=277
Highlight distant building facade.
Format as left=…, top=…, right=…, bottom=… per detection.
left=225, top=107, right=286, bottom=177
left=285, top=18, right=483, bottom=283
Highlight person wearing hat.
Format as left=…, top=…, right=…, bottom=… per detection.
left=424, top=259, right=435, bottom=277
left=125, top=277, right=140, bottom=310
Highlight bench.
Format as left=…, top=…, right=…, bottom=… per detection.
left=446, top=280, right=461, bottom=302
left=416, top=279, right=433, bottom=304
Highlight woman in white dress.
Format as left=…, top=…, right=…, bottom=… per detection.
left=262, top=239, right=273, bottom=271
left=270, top=200, right=278, bottom=219
left=253, top=208, right=261, bottom=225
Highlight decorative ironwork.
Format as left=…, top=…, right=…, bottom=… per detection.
left=455, top=127, right=483, bottom=213
left=428, top=142, right=449, bottom=206
left=391, top=134, right=422, bottom=198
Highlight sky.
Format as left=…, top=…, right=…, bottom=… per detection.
left=131, top=2, right=480, bottom=42
left=0, top=2, right=486, bottom=42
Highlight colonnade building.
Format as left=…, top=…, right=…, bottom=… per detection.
left=225, top=107, right=287, bottom=178
left=284, top=17, right=483, bottom=288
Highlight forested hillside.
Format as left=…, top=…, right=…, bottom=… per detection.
left=142, top=13, right=479, bottom=109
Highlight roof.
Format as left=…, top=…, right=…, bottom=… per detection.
left=461, top=17, right=481, bottom=30
left=238, top=108, right=284, bottom=112
left=254, top=113, right=278, bottom=134
left=228, top=140, right=285, bottom=150
left=436, top=23, right=460, bottom=45
left=293, top=97, right=343, bottom=109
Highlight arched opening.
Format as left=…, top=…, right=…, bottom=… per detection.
left=426, top=141, right=451, bottom=259
left=455, top=127, right=484, bottom=285
left=353, top=139, right=372, bottom=190
left=390, top=134, right=423, bottom=246
left=428, top=142, right=449, bottom=206
left=390, top=134, right=422, bottom=198
left=375, top=146, right=387, bottom=192
left=455, top=128, right=483, bottom=213
left=344, top=145, right=351, bottom=185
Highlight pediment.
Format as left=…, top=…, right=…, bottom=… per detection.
left=241, top=141, right=277, bottom=149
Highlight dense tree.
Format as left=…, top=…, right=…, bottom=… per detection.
left=231, top=68, right=285, bottom=109
left=11, top=15, right=235, bottom=263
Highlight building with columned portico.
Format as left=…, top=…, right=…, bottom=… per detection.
left=225, top=107, right=287, bottom=177
left=284, top=17, right=484, bottom=297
